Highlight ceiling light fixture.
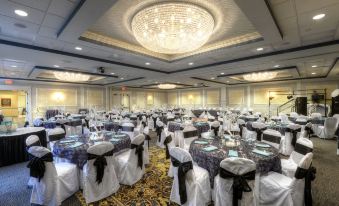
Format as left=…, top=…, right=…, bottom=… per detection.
left=54, top=65, right=60, bottom=68
left=111, top=72, right=115, bottom=75
left=311, top=65, right=317, bottom=68
left=274, top=65, right=280, bottom=68
left=14, top=10, right=28, bottom=17
left=211, top=77, right=215, bottom=80
left=120, top=77, right=124, bottom=80
left=256, top=47, right=264, bottom=51
left=311, top=72, right=316, bottom=75
left=188, top=62, right=194, bottom=66
left=10, top=65, right=17, bottom=68
left=243, top=71, right=277, bottom=82
left=312, top=13, right=325, bottom=20
left=75, top=47, right=82, bottom=50
left=145, top=62, right=150, bottom=65
left=54, top=71, right=90, bottom=82
left=220, top=72, right=225, bottom=75
left=131, top=2, right=214, bottom=54
left=158, top=83, right=176, bottom=89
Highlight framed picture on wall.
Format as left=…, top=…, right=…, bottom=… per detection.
left=1, top=98, right=11, bottom=107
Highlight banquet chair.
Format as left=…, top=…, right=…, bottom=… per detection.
left=47, top=127, right=65, bottom=149
left=317, top=117, right=338, bottom=139
left=115, top=134, right=146, bottom=185
left=279, top=113, right=289, bottom=124
left=214, top=158, right=256, bottom=206
left=64, top=120, right=83, bottom=136
left=243, top=122, right=257, bottom=141
left=27, top=146, right=79, bottom=206
left=281, top=124, right=301, bottom=156
left=26, top=135, right=42, bottom=187
left=237, top=119, right=246, bottom=138
left=165, top=135, right=176, bottom=177
left=251, top=122, right=266, bottom=141
left=83, top=142, right=120, bottom=204
left=210, top=121, right=221, bottom=136
left=169, top=147, right=211, bottom=206
left=156, top=120, right=166, bottom=148
left=311, top=112, right=323, bottom=135
left=143, top=125, right=150, bottom=165
left=121, top=122, right=135, bottom=140
left=262, top=129, right=282, bottom=150
left=255, top=153, right=315, bottom=206
left=180, top=126, right=199, bottom=151
left=281, top=137, right=313, bottom=178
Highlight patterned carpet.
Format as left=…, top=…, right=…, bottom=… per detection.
left=75, top=146, right=176, bottom=206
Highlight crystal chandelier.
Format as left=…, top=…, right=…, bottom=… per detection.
left=53, top=71, right=90, bottom=82
left=158, top=83, right=176, bottom=89
left=243, top=72, right=277, bottom=82
left=131, top=2, right=214, bottom=54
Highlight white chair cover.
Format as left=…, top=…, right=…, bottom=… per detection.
left=281, top=137, right=313, bottom=178
left=214, top=158, right=256, bottom=206
left=143, top=126, right=150, bottom=165
left=256, top=153, right=314, bottom=206
left=281, top=124, right=301, bottom=156
left=262, top=129, right=282, bottom=150
left=181, top=126, right=198, bottom=151
left=28, top=146, right=79, bottom=206
left=169, top=147, right=211, bottom=206
left=121, top=122, right=135, bottom=140
left=116, top=134, right=145, bottom=185
left=317, top=117, right=338, bottom=139
left=83, top=142, right=120, bottom=203
left=26, top=135, right=41, bottom=147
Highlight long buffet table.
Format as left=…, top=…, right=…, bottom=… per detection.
left=0, top=127, right=47, bottom=167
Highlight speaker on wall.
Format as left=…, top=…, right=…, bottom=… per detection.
left=295, top=97, right=307, bottom=116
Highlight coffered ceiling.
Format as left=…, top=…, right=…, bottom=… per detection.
left=0, top=0, right=338, bottom=89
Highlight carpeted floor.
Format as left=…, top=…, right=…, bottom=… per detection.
left=0, top=134, right=338, bottom=206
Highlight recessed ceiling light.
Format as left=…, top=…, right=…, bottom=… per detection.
left=311, top=65, right=317, bottom=68
left=75, top=46, right=82, bottom=51
left=274, top=65, right=280, bottom=68
left=53, top=65, right=60, bottom=68
left=177, top=82, right=180, bottom=83
left=188, top=62, right=194, bottom=66
left=111, top=72, right=115, bottom=75
left=14, top=10, right=28, bottom=17
left=211, top=77, right=215, bottom=80
left=10, top=65, right=17, bottom=68
left=312, top=13, right=325, bottom=20
left=311, top=72, right=316, bottom=75
left=120, top=77, right=124, bottom=80
left=220, top=72, right=225, bottom=75
left=145, top=62, right=150, bottom=65
left=256, top=47, right=264, bottom=51
left=155, top=81, right=158, bottom=84
left=226, top=81, right=230, bottom=82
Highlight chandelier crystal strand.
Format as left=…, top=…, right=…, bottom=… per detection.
left=243, top=72, right=277, bottom=82
left=158, top=84, right=176, bottom=89
left=53, top=71, right=90, bottom=82
left=131, top=2, right=214, bottom=54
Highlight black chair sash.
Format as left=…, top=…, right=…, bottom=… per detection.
left=27, top=152, right=53, bottom=182
left=239, top=123, right=245, bottom=137
left=183, top=130, right=198, bottom=138
left=295, top=166, right=316, bottom=206
left=286, top=127, right=301, bottom=147
left=295, top=143, right=313, bottom=155
left=65, top=120, right=82, bottom=127
left=208, top=118, right=215, bottom=122
left=141, top=121, right=147, bottom=128
left=87, top=149, right=114, bottom=184
left=144, top=134, right=151, bottom=149
left=254, top=127, right=267, bottom=141
left=262, top=133, right=281, bottom=144
left=164, top=135, right=172, bottom=159
left=131, top=142, right=144, bottom=168
left=152, top=117, right=157, bottom=127
left=156, top=126, right=164, bottom=142
left=121, top=126, right=134, bottom=132
left=219, top=167, right=256, bottom=206
left=211, top=126, right=219, bottom=136
left=304, top=125, right=313, bottom=139
left=48, top=133, right=66, bottom=142
left=170, top=156, right=193, bottom=205
left=130, top=117, right=137, bottom=121
left=26, top=140, right=41, bottom=151
left=246, top=122, right=254, bottom=131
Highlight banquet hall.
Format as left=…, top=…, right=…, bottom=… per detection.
left=0, top=0, right=339, bottom=205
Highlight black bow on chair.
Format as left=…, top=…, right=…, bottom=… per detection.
left=131, top=142, right=144, bottom=168
left=144, top=133, right=151, bottom=149
left=239, top=123, right=245, bottom=137
left=141, top=121, right=147, bottom=128
left=304, top=125, right=313, bottom=139
left=288, top=127, right=301, bottom=147
left=170, top=156, right=193, bottom=205
left=27, top=152, right=53, bottom=182
left=295, top=166, right=317, bottom=206
left=164, top=135, right=172, bottom=159
left=212, top=126, right=219, bottom=136
left=156, top=126, right=164, bottom=142
left=87, top=149, right=114, bottom=184
left=219, top=167, right=256, bottom=206
left=254, top=127, right=267, bottom=141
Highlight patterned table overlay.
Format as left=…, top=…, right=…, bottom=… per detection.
left=53, top=133, right=131, bottom=169
left=189, top=137, right=281, bottom=186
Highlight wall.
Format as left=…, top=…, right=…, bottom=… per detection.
left=0, top=90, right=19, bottom=117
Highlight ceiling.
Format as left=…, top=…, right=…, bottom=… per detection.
left=0, top=0, right=338, bottom=89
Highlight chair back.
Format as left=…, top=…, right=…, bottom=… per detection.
left=26, top=135, right=41, bottom=148
left=262, top=129, right=281, bottom=149
left=128, top=134, right=146, bottom=168
left=290, top=137, right=313, bottom=164
left=311, top=113, right=322, bottom=119
left=324, top=117, right=338, bottom=136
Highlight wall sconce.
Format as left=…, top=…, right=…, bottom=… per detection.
left=188, top=95, right=194, bottom=100
left=52, top=92, right=65, bottom=102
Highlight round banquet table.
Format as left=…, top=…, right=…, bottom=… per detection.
left=189, top=136, right=282, bottom=186
left=193, top=122, right=210, bottom=136
left=52, top=133, right=131, bottom=169
left=0, top=127, right=47, bottom=167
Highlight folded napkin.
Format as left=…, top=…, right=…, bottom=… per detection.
left=68, top=142, right=83, bottom=148
left=60, top=139, right=76, bottom=144
left=252, top=149, right=272, bottom=156
left=255, top=143, right=271, bottom=148
left=203, top=145, right=218, bottom=152
left=228, top=150, right=238, bottom=157
left=194, top=141, right=208, bottom=145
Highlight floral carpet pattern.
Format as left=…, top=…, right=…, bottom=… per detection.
left=75, top=147, right=177, bottom=206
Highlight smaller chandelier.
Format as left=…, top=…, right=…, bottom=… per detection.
left=243, top=72, right=277, bottom=82
left=54, top=71, right=90, bottom=82
left=158, top=83, right=176, bottom=89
